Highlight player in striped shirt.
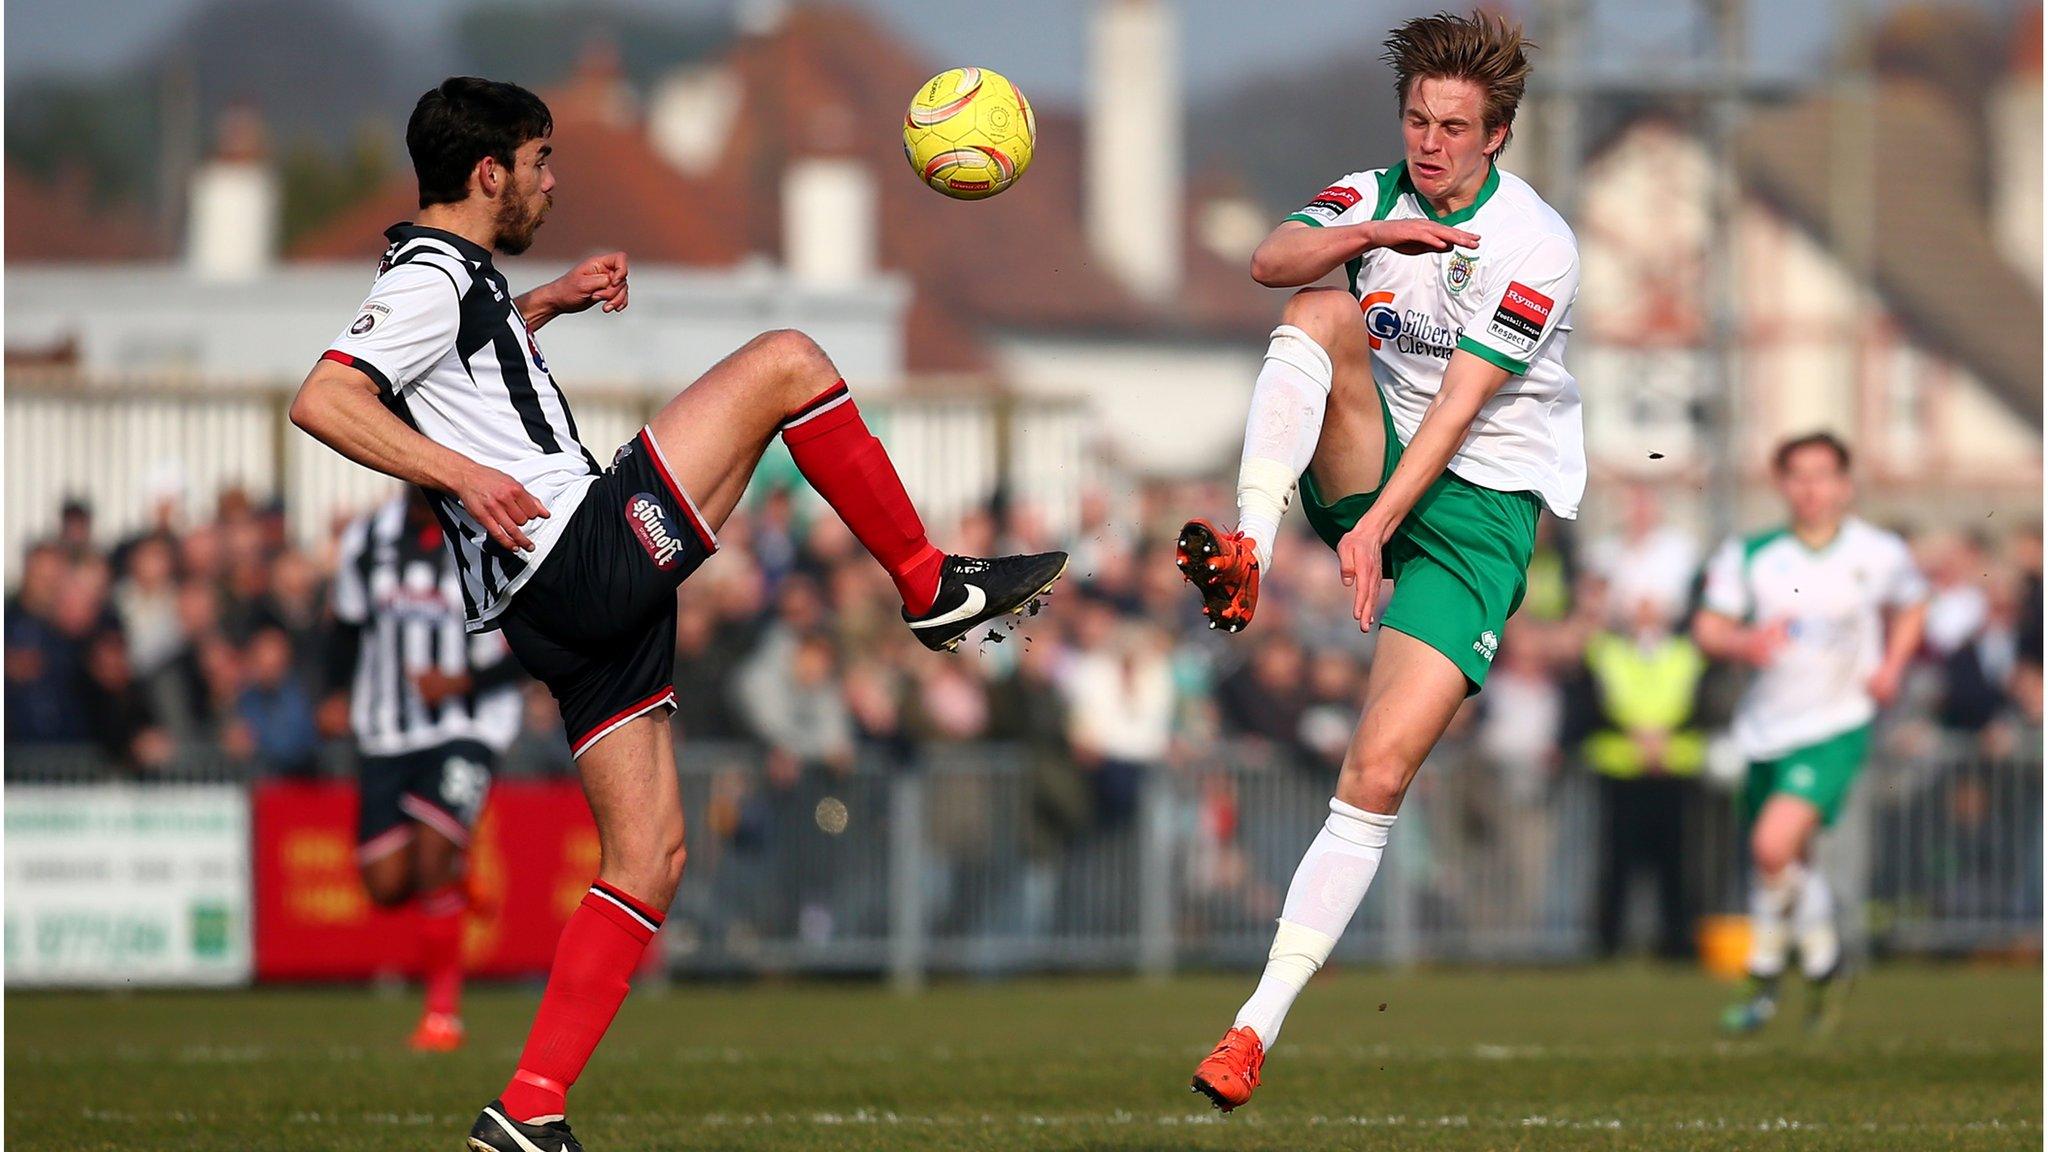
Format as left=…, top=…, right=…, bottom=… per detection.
left=328, top=487, right=524, bottom=1053
left=290, top=78, right=1066, bottom=1152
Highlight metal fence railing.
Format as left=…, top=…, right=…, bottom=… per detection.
left=647, top=737, right=2042, bottom=981
left=6, top=735, right=2039, bottom=980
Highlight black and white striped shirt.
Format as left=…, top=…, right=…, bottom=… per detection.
left=333, top=497, right=524, bottom=757
left=323, top=223, right=600, bottom=630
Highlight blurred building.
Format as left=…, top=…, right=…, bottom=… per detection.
left=1571, top=4, right=2042, bottom=531
left=4, top=1, right=2041, bottom=559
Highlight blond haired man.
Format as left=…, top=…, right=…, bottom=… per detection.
left=1179, top=11, right=1583, bottom=1110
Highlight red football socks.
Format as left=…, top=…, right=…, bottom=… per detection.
left=417, top=883, right=466, bottom=1018
left=781, top=380, right=945, bottom=615
left=499, top=881, right=666, bottom=1122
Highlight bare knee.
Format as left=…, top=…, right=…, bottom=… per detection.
left=1279, top=287, right=1363, bottom=348
left=360, top=868, right=413, bottom=908
left=743, top=329, right=837, bottom=395
left=1335, top=755, right=1410, bottom=816
left=1751, top=830, right=1799, bottom=878
left=413, top=853, right=463, bottom=894
left=602, top=825, right=687, bottom=910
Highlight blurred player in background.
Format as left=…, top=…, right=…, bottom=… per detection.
left=1696, top=433, right=1927, bottom=1034
left=327, top=487, right=524, bottom=1052
left=290, top=78, right=1065, bottom=1152
left=1175, top=10, right=1583, bottom=1111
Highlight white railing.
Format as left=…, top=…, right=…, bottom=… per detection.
left=3, top=379, right=1097, bottom=573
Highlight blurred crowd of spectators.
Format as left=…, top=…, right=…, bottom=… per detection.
left=6, top=480, right=2042, bottom=952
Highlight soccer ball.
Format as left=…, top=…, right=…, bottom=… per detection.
left=903, top=67, right=1036, bottom=200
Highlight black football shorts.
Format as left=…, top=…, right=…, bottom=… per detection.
left=500, top=428, right=716, bottom=757
left=357, top=738, right=496, bottom=860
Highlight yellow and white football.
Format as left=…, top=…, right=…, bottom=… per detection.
left=903, top=67, right=1036, bottom=200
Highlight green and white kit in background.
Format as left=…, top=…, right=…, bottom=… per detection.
left=1287, top=162, right=1584, bottom=689
left=1702, top=518, right=1929, bottom=823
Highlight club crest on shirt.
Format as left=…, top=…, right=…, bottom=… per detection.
left=527, top=331, right=549, bottom=374
left=1445, top=251, right=1477, bottom=295
left=625, top=493, right=687, bottom=570
left=349, top=301, right=391, bottom=335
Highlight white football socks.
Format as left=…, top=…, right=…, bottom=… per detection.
left=1235, top=325, right=1334, bottom=573
left=1232, top=797, right=1396, bottom=1048
left=1792, top=867, right=1840, bottom=979
left=1745, top=863, right=1804, bottom=979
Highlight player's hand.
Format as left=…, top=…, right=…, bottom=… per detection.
left=550, top=252, right=630, bottom=315
left=315, top=692, right=351, bottom=738
left=413, top=668, right=473, bottom=708
left=455, top=463, right=547, bottom=553
left=1365, top=219, right=1480, bottom=255
left=1866, top=663, right=1905, bottom=707
left=1742, top=620, right=1791, bottom=666
left=1338, top=515, right=1395, bottom=632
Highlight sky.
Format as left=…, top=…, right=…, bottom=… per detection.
left=7, top=0, right=2022, bottom=103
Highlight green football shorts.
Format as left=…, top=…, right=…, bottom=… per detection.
left=1298, top=390, right=1541, bottom=693
left=1741, top=724, right=1872, bottom=827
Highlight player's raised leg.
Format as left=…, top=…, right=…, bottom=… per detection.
left=473, top=717, right=682, bottom=1152
left=1178, top=287, right=1382, bottom=632
left=644, top=329, right=1066, bottom=649
left=1193, top=630, right=1465, bottom=1111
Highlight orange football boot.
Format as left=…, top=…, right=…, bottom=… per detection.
left=408, top=1011, right=465, bottom=1053
left=1176, top=519, right=1260, bottom=633
left=1191, top=1025, right=1265, bottom=1113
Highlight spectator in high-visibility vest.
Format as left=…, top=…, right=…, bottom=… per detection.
left=1584, top=595, right=1708, bottom=960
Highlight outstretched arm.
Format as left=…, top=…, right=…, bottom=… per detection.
left=289, top=361, right=547, bottom=552
left=1251, top=219, right=1481, bottom=288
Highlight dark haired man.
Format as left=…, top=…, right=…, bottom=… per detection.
left=1696, top=432, right=1925, bottom=1035
left=291, top=77, right=1066, bottom=1152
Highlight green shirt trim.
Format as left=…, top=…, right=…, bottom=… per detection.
left=1456, top=335, right=1528, bottom=375
left=1372, top=166, right=1406, bottom=221
left=1283, top=212, right=1322, bottom=227
left=1399, top=162, right=1499, bottom=226
left=1742, top=527, right=1791, bottom=562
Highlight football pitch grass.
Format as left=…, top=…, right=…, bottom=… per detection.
left=8, top=964, right=2039, bottom=1151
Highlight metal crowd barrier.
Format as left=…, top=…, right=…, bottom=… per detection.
left=6, top=734, right=2038, bottom=980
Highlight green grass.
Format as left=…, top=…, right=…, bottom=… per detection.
left=7, top=965, right=2040, bottom=1151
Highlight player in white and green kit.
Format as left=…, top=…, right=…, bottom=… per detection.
left=1177, top=12, right=1583, bottom=1111
left=1695, top=433, right=1927, bottom=1034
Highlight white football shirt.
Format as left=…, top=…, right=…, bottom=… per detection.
left=1701, top=517, right=1929, bottom=759
left=1289, top=162, right=1585, bottom=518
left=323, top=223, right=600, bottom=631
